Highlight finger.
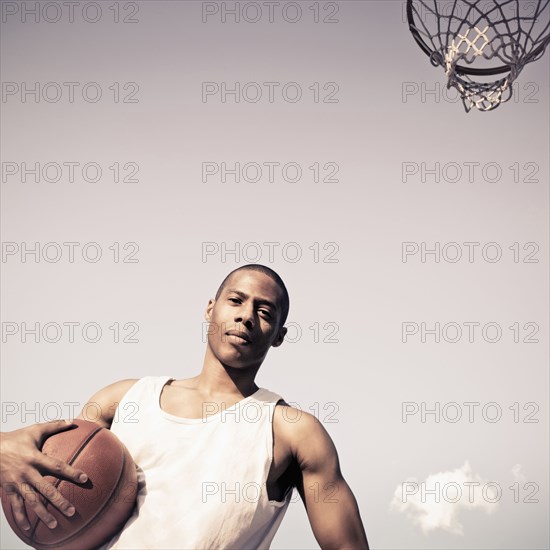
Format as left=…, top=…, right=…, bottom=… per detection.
left=34, top=419, right=77, bottom=443
left=26, top=473, right=76, bottom=518
left=5, top=484, right=31, bottom=532
left=38, top=454, right=88, bottom=485
left=20, top=482, right=58, bottom=530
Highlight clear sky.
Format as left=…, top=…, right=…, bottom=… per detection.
left=1, top=1, right=548, bottom=549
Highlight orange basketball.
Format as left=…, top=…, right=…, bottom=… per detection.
left=1, top=419, right=138, bottom=550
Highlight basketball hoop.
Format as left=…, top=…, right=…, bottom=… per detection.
left=407, top=0, right=550, bottom=112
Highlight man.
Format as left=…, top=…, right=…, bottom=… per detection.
left=1, top=264, right=370, bottom=549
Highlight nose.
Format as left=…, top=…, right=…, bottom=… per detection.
left=235, top=303, right=254, bottom=329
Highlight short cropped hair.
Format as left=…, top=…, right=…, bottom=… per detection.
left=215, top=264, right=290, bottom=327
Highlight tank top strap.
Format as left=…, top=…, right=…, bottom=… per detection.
left=253, top=388, right=285, bottom=405
left=113, top=375, right=173, bottom=425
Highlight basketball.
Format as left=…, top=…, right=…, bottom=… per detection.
left=1, top=419, right=138, bottom=550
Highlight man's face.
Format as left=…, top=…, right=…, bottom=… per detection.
left=205, top=270, right=287, bottom=369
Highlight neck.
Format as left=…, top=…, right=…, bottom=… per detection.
left=191, top=346, right=260, bottom=397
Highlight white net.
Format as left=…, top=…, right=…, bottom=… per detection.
left=408, top=0, right=550, bottom=111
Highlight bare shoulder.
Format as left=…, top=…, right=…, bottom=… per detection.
left=76, top=378, right=139, bottom=429
left=273, top=400, right=319, bottom=433
left=273, top=400, right=338, bottom=470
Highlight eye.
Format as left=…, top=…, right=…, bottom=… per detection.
left=259, top=309, right=272, bottom=318
left=228, top=298, right=240, bottom=303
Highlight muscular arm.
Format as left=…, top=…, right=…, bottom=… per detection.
left=279, top=407, right=369, bottom=550
left=76, top=378, right=138, bottom=429
left=0, top=378, right=138, bottom=531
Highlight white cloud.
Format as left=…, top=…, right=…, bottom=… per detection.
left=511, top=463, right=526, bottom=483
left=390, top=461, right=499, bottom=535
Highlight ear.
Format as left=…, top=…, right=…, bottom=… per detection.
left=204, top=298, right=215, bottom=322
left=271, top=325, right=287, bottom=348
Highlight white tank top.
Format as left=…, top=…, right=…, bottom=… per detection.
left=101, top=376, right=292, bottom=549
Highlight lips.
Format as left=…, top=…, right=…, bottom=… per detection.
left=225, top=330, right=252, bottom=344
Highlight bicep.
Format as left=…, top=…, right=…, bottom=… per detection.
left=76, top=379, right=138, bottom=429
left=290, top=413, right=369, bottom=549
left=298, top=470, right=369, bottom=550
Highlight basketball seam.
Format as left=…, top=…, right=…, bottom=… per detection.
left=31, top=424, right=131, bottom=549
left=37, top=450, right=130, bottom=549
left=29, top=423, right=103, bottom=540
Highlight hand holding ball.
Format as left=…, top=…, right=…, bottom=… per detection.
left=1, top=419, right=138, bottom=550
